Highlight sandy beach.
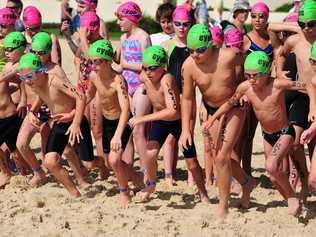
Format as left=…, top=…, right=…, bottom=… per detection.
left=0, top=39, right=316, bottom=237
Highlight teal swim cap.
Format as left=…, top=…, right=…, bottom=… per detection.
left=244, top=51, right=271, bottom=74
left=88, top=39, right=114, bottom=61
left=142, top=45, right=167, bottom=67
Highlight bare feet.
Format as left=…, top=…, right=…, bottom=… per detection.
left=165, top=173, right=176, bottom=186
left=139, top=180, right=156, bottom=202
left=0, top=172, right=11, bottom=187
left=287, top=197, right=301, bottom=217
left=29, top=173, right=48, bottom=187
left=216, top=206, right=228, bottom=221
left=78, top=179, right=91, bottom=189
left=199, top=192, right=211, bottom=204
left=240, top=177, right=259, bottom=209
left=119, top=189, right=131, bottom=204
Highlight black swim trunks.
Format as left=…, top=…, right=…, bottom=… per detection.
left=148, top=120, right=197, bottom=159
left=262, top=124, right=296, bottom=147
left=45, top=116, right=94, bottom=161
left=203, top=100, right=219, bottom=116
left=102, top=117, right=132, bottom=154
left=283, top=53, right=309, bottom=129
left=0, top=113, right=22, bottom=152
left=26, top=104, right=51, bottom=123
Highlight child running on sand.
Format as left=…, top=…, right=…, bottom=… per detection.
left=86, top=39, right=143, bottom=203
left=0, top=31, right=27, bottom=186
left=204, top=51, right=305, bottom=216
left=18, top=53, right=94, bottom=197
left=129, top=45, right=209, bottom=203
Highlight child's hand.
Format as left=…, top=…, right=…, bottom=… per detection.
left=66, top=123, right=83, bottom=146
left=300, top=128, right=316, bottom=144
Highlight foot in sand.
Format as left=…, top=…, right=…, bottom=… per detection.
left=216, top=206, right=228, bottom=220
left=119, top=188, right=131, bottom=204
left=0, top=172, right=11, bottom=187
left=29, top=173, right=48, bottom=187
left=287, top=197, right=301, bottom=216
left=131, top=171, right=145, bottom=190
left=240, top=177, right=260, bottom=209
left=165, top=173, right=176, bottom=186
left=139, top=180, right=156, bottom=202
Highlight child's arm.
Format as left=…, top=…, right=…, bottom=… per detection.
left=85, top=73, right=97, bottom=105
left=0, top=64, right=18, bottom=83
left=52, top=76, right=86, bottom=146
left=268, top=22, right=301, bottom=34
left=111, top=75, right=131, bottom=152
left=201, top=83, right=247, bottom=133
left=51, top=34, right=62, bottom=65
left=274, top=78, right=306, bottom=91
left=129, top=75, right=178, bottom=126
left=61, top=1, right=72, bottom=19
left=301, top=121, right=316, bottom=144
left=276, top=36, right=296, bottom=80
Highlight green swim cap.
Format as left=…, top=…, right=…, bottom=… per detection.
left=3, top=31, right=26, bottom=52
left=299, top=1, right=316, bottom=22
left=88, top=39, right=113, bottom=61
left=142, top=45, right=167, bottom=67
left=31, top=32, right=52, bottom=52
left=187, top=23, right=212, bottom=49
left=244, top=51, right=271, bottom=74
left=18, top=53, right=41, bottom=70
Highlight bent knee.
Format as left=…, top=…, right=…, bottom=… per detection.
left=16, top=141, right=29, bottom=153
left=108, top=154, right=120, bottom=169
left=214, top=153, right=230, bottom=168
left=43, top=153, right=60, bottom=170
left=265, top=159, right=278, bottom=175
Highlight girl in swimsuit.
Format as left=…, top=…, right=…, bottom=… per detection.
left=115, top=2, right=151, bottom=170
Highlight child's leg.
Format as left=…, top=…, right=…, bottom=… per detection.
left=16, top=118, right=47, bottom=186
left=63, top=145, right=89, bottom=188
left=308, top=148, right=316, bottom=190
left=0, top=148, right=11, bottom=187
left=163, top=134, right=177, bottom=185
left=265, top=134, right=300, bottom=216
left=44, top=152, right=81, bottom=197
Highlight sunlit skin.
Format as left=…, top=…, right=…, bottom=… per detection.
left=0, top=24, right=15, bottom=39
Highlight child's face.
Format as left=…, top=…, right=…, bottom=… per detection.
left=142, top=65, right=164, bottom=82
left=159, top=17, right=174, bottom=35
left=244, top=70, right=268, bottom=89
left=173, top=20, right=191, bottom=38
left=4, top=47, right=22, bottom=63
left=117, top=17, right=133, bottom=32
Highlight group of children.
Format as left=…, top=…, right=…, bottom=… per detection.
left=0, top=0, right=316, bottom=220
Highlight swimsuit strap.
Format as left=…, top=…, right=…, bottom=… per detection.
left=246, top=34, right=273, bottom=56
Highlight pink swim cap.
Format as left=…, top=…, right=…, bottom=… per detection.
left=251, top=2, right=269, bottom=17
left=77, top=0, right=98, bottom=9
left=284, top=12, right=298, bottom=23
left=116, top=1, right=142, bottom=24
left=210, top=25, right=223, bottom=48
left=0, top=7, right=16, bottom=25
left=172, top=6, right=192, bottom=22
left=80, top=11, right=100, bottom=32
left=224, top=27, right=243, bottom=48
left=23, top=6, right=42, bottom=27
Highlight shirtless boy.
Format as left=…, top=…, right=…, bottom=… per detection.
left=86, top=39, right=143, bottom=203
left=205, top=51, right=304, bottom=216
left=0, top=31, right=26, bottom=186
left=18, top=53, right=94, bottom=197
left=180, top=23, right=257, bottom=219
left=129, top=45, right=209, bottom=202
left=301, top=41, right=316, bottom=191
